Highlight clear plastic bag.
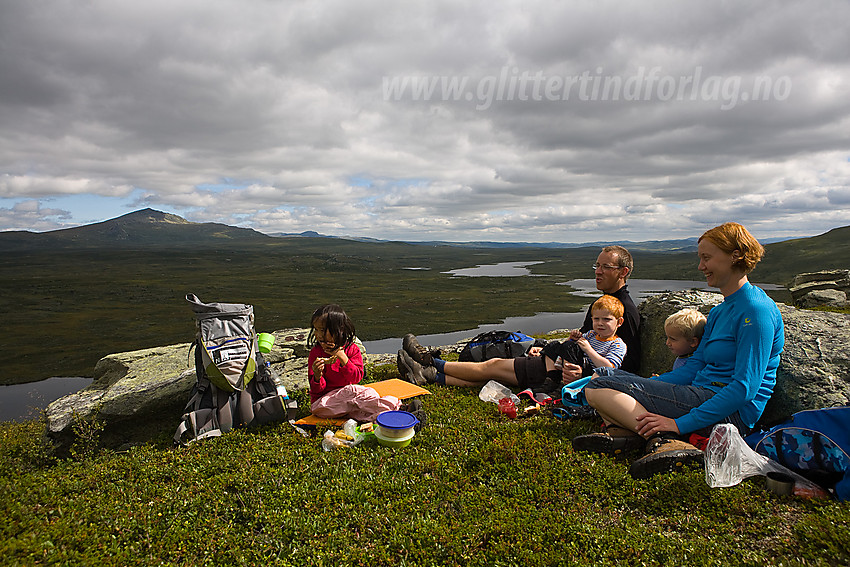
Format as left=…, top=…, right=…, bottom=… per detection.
left=705, top=423, right=831, bottom=498
left=321, top=429, right=353, bottom=451
left=343, top=418, right=366, bottom=446
left=705, top=423, right=770, bottom=487
left=478, top=380, right=520, bottom=405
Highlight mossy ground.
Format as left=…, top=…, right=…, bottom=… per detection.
left=2, top=362, right=848, bottom=566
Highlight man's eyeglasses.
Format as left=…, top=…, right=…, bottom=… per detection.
left=593, top=263, right=622, bottom=271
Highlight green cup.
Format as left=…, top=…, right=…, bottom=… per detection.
left=257, top=333, right=275, bottom=354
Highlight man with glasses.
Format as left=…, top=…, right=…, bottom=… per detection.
left=398, top=245, right=641, bottom=389
left=581, top=245, right=640, bottom=374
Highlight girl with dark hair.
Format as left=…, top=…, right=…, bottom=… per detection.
left=307, top=304, right=404, bottom=422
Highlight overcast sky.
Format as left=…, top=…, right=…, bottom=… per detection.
left=1, top=1, right=849, bottom=242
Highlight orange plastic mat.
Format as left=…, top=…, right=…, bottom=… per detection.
left=294, top=379, right=431, bottom=427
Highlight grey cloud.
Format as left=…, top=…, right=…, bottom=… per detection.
left=1, top=0, right=849, bottom=241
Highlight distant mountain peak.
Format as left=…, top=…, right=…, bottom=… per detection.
left=0, top=208, right=269, bottom=250
left=110, top=208, right=191, bottom=225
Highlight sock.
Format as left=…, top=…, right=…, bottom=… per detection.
left=433, top=358, right=446, bottom=373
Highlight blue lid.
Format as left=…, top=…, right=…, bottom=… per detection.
left=376, top=410, right=419, bottom=429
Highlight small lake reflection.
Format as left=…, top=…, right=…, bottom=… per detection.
left=1, top=377, right=92, bottom=423
left=442, top=261, right=545, bottom=277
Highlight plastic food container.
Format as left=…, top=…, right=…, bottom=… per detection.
left=374, top=428, right=416, bottom=448
left=375, top=410, right=419, bottom=440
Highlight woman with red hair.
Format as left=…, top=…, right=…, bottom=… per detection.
left=572, top=222, right=785, bottom=479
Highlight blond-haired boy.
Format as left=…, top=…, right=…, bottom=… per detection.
left=664, top=308, right=706, bottom=370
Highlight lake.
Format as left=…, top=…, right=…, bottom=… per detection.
left=0, top=260, right=781, bottom=423
left=361, top=274, right=719, bottom=354
left=1, top=376, right=93, bottom=424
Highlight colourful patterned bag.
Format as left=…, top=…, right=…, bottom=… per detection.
left=745, top=406, right=850, bottom=501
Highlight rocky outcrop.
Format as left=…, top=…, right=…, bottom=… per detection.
left=639, top=290, right=850, bottom=427
left=767, top=305, right=850, bottom=424
left=45, top=343, right=195, bottom=453
left=638, top=290, right=724, bottom=376
left=45, top=284, right=850, bottom=453
left=46, top=329, right=335, bottom=453
left=789, top=270, right=850, bottom=308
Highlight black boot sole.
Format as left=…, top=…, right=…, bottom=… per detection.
left=629, top=449, right=704, bottom=480
left=572, top=433, right=644, bottom=456
left=397, top=349, right=426, bottom=386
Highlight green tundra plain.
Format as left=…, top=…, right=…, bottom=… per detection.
left=1, top=223, right=849, bottom=565
left=4, top=222, right=850, bottom=385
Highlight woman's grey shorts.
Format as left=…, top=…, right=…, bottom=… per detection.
left=585, top=368, right=748, bottom=435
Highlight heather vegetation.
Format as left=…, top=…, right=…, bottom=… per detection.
left=2, top=361, right=848, bottom=566
left=1, top=241, right=639, bottom=384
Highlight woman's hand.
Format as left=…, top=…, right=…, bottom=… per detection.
left=635, top=412, right=680, bottom=438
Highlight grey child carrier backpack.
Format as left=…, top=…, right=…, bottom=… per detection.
left=174, top=294, right=297, bottom=445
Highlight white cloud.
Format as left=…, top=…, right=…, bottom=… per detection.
left=0, top=200, right=72, bottom=232
left=1, top=0, right=849, bottom=241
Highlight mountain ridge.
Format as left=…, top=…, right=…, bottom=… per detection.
left=1, top=208, right=846, bottom=254
left=0, top=208, right=271, bottom=250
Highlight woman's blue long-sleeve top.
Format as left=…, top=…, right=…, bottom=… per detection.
left=655, top=282, right=784, bottom=434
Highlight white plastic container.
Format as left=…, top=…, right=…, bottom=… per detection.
left=375, top=410, right=419, bottom=438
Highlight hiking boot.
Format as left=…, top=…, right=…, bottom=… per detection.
left=403, top=333, right=435, bottom=367
left=571, top=425, right=645, bottom=456
left=397, top=349, right=436, bottom=385
left=401, top=397, right=427, bottom=432
left=628, top=435, right=704, bottom=480
left=396, top=349, right=418, bottom=384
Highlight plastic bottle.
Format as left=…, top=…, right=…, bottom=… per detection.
left=276, top=383, right=289, bottom=399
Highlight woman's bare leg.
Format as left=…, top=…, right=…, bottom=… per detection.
left=585, top=387, right=648, bottom=434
